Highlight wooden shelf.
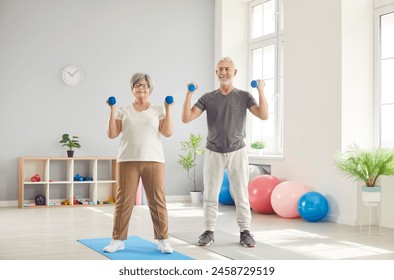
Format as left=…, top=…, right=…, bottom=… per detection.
left=18, top=157, right=117, bottom=208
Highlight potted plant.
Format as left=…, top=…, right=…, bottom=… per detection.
left=59, top=133, right=81, bottom=158
left=250, top=140, right=265, bottom=155
left=178, top=133, right=205, bottom=203
left=334, top=144, right=394, bottom=203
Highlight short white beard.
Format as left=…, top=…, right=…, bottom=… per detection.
left=219, top=78, right=232, bottom=86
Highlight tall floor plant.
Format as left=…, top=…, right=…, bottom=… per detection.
left=177, top=133, right=205, bottom=192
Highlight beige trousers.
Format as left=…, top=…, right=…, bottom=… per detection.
left=112, top=161, right=169, bottom=240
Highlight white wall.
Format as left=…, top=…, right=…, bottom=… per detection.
left=0, top=0, right=214, bottom=204
left=215, top=0, right=249, bottom=89
left=273, top=0, right=352, bottom=224
left=270, top=0, right=376, bottom=226
left=341, top=0, right=377, bottom=225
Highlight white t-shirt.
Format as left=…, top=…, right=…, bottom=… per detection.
left=115, top=104, right=166, bottom=163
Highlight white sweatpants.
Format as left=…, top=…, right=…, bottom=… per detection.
left=203, top=147, right=251, bottom=232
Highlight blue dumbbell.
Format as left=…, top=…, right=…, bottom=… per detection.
left=251, top=80, right=266, bottom=88
left=188, top=84, right=196, bottom=92
left=108, top=96, right=116, bottom=106
left=74, top=174, right=83, bottom=181
left=165, top=96, right=174, bottom=104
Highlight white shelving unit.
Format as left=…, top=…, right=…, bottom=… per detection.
left=18, top=157, right=117, bottom=208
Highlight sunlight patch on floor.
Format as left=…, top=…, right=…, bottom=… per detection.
left=255, top=229, right=329, bottom=244
left=304, top=245, right=392, bottom=259
left=168, top=208, right=225, bottom=218
left=168, top=209, right=204, bottom=217
left=85, top=207, right=104, bottom=213
left=166, top=203, right=202, bottom=210
left=254, top=229, right=393, bottom=259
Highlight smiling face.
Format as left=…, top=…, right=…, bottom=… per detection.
left=129, top=73, right=154, bottom=102
left=132, top=79, right=150, bottom=99
left=216, top=59, right=237, bottom=86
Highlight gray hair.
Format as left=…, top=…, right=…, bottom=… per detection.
left=130, top=72, right=154, bottom=92
left=217, top=57, right=235, bottom=68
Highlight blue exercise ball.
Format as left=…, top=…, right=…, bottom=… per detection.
left=219, top=170, right=234, bottom=205
left=298, top=191, right=329, bottom=222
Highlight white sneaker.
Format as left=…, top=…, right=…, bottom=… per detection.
left=103, top=239, right=125, bottom=253
left=157, top=239, right=173, bottom=254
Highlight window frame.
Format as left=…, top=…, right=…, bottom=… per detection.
left=247, top=0, right=284, bottom=156
left=374, top=2, right=394, bottom=148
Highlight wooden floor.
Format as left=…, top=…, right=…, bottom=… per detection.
left=1, top=202, right=394, bottom=260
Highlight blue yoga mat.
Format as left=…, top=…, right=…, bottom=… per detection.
left=78, top=236, right=194, bottom=260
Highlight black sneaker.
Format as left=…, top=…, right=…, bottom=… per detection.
left=240, top=230, right=256, bottom=247
left=198, top=230, right=214, bottom=246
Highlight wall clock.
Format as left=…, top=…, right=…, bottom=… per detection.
left=61, top=65, right=84, bottom=86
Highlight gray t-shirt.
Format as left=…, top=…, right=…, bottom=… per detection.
left=194, top=88, right=257, bottom=153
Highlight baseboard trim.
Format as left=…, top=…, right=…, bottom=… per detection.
left=0, top=196, right=191, bottom=208
left=0, top=198, right=360, bottom=228
left=0, top=200, right=17, bottom=207
left=326, top=214, right=357, bottom=226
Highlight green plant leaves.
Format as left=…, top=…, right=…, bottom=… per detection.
left=251, top=141, right=265, bottom=149
left=59, top=133, right=81, bottom=151
left=335, top=144, right=394, bottom=187
left=177, top=133, right=205, bottom=192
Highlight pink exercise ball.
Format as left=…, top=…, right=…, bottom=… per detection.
left=248, top=175, right=281, bottom=214
left=271, top=181, right=307, bottom=218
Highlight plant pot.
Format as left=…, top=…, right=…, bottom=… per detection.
left=190, top=191, right=202, bottom=204
left=67, top=150, right=74, bottom=158
left=361, top=186, right=381, bottom=203
left=256, top=149, right=264, bottom=156
left=250, top=149, right=264, bottom=156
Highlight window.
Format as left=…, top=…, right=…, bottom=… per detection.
left=375, top=2, right=394, bottom=148
left=248, top=0, right=283, bottom=155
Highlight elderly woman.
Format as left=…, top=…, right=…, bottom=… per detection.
left=104, top=72, right=174, bottom=254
